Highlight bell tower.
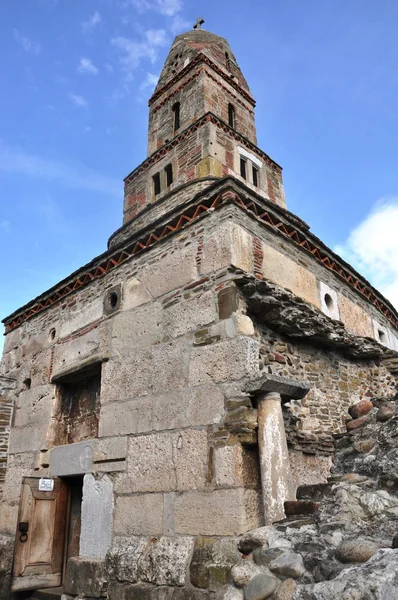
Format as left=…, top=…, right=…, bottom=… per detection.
left=121, top=23, right=286, bottom=231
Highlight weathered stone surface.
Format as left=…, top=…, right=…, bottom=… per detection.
left=200, top=222, right=254, bottom=276
left=253, top=547, right=284, bottom=566
left=50, top=440, right=93, bottom=477
left=0, top=534, right=14, bottom=599
left=190, top=537, right=241, bottom=590
left=238, top=527, right=282, bottom=555
left=268, top=552, right=305, bottom=579
left=175, top=489, right=262, bottom=536
left=100, top=385, right=224, bottom=438
left=106, top=536, right=148, bottom=583
left=123, top=276, right=151, bottom=310
left=189, top=337, right=259, bottom=386
left=231, top=561, right=264, bottom=588
left=111, top=302, right=164, bottom=353
left=348, top=399, right=374, bottom=420
left=116, top=429, right=208, bottom=494
left=140, top=243, right=198, bottom=298
left=138, top=536, right=194, bottom=586
left=335, top=539, right=379, bottom=564
left=223, top=586, right=244, bottom=600
left=80, top=474, right=114, bottom=559
left=114, top=494, right=164, bottom=536
left=377, top=403, right=395, bottom=422
left=214, top=444, right=260, bottom=489
left=165, top=291, right=217, bottom=338
left=239, top=277, right=386, bottom=359
left=64, top=557, right=106, bottom=597
left=293, top=550, right=398, bottom=599
left=243, top=572, right=279, bottom=600
left=101, top=339, right=188, bottom=402
left=346, top=416, right=368, bottom=431
left=274, top=578, right=297, bottom=600
left=261, top=243, right=319, bottom=310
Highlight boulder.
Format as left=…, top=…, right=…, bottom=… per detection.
left=335, top=539, right=379, bottom=564
left=244, top=572, right=279, bottom=600
left=348, top=400, right=373, bottom=420
left=268, top=552, right=305, bottom=579
left=231, top=561, right=265, bottom=588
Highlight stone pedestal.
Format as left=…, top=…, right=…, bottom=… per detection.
left=257, top=391, right=295, bottom=524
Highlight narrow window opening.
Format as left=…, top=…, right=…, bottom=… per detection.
left=324, top=293, right=334, bottom=311
left=228, top=103, right=235, bottom=128
left=165, top=163, right=173, bottom=187
left=378, top=329, right=387, bottom=344
left=240, top=157, right=247, bottom=180
left=252, top=165, right=259, bottom=187
left=153, top=172, right=161, bottom=196
left=172, top=102, right=180, bottom=131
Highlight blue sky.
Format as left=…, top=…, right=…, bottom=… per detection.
left=1, top=0, right=398, bottom=352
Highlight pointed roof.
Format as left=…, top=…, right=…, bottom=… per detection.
left=152, top=28, right=252, bottom=98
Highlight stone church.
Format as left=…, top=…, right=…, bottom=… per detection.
left=0, top=24, right=397, bottom=600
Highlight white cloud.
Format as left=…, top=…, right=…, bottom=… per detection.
left=129, top=0, right=182, bottom=16
left=82, top=11, right=101, bottom=32
left=335, top=199, right=398, bottom=309
left=0, top=220, right=11, bottom=232
left=139, top=72, right=159, bottom=93
left=69, top=93, right=88, bottom=108
left=13, top=30, right=40, bottom=55
left=112, top=29, right=168, bottom=74
left=78, top=57, right=99, bottom=75
left=0, top=139, right=119, bottom=197
left=170, top=14, right=191, bottom=35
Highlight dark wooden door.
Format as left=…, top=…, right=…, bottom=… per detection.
left=11, top=477, right=68, bottom=592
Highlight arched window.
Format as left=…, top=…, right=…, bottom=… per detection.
left=228, top=103, right=235, bottom=128
left=172, top=102, right=180, bottom=131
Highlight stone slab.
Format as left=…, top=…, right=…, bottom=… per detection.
left=50, top=441, right=93, bottom=477
left=80, top=474, right=114, bottom=560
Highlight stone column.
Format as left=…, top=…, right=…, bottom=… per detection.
left=257, top=391, right=295, bottom=524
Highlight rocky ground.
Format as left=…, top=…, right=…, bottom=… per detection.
left=223, top=393, right=398, bottom=599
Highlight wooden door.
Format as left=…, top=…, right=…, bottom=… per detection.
left=11, top=477, right=68, bottom=592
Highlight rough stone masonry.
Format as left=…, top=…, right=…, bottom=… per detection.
left=0, top=24, right=397, bottom=600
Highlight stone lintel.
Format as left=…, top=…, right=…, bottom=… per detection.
left=50, top=441, right=93, bottom=477
left=246, top=375, right=311, bottom=401
left=51, top=354, right=108, bottom=383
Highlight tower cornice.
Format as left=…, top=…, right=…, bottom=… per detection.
left=124, top=112, right=281, bottom=187
left=4, top=177, right=398, bottom=334
left=148, top=52, right=256, bottom=108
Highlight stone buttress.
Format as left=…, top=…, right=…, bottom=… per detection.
left=0, top=24, right=397, bottom=600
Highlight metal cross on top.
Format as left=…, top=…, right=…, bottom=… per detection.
left=193, top=17, right=205, bottom=30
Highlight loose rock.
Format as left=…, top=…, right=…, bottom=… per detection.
left=377, top=404, right=395, bottom=422
left=335, top=539, right=379, bottom=564
left=244, top=573, right=279, bottom=600
left=268, top=552, right=305, bottom=579
left=346, top=416, right=368, bottom=431
left=273, top=578, right=297, bottom=600
left=349, top=399, right=373, bottom=420
left=253, top=547, right=284, bottom=566
left=231, top=561, right=264, bottom=588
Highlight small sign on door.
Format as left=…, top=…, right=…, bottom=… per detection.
left=38, top=478, right=54, bottom=492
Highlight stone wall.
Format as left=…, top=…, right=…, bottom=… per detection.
left=1, top=203, right=397, bottom=597
left=0, top=377, right=14, bottom=497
